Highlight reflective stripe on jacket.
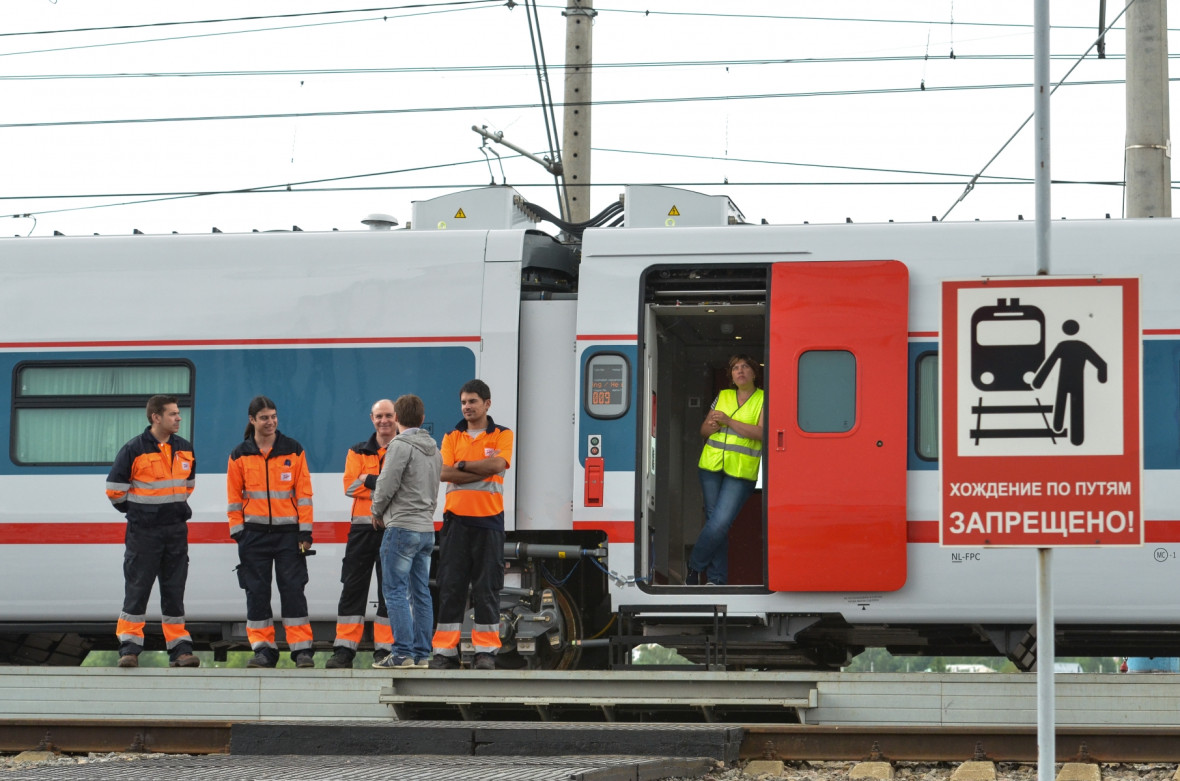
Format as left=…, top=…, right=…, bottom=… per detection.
left=698, top=387, right=764, bottom=481
left=226, top=431, right=313, bottom=537
left=342, top=434, right=386, bottom=524
left=105, top=427, right=195, bottom=526
left=441, top=415, right=513, bottom=530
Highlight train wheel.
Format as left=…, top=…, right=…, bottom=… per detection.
left=527, top=585, right=583, bottom=671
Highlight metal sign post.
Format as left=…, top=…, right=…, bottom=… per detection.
left=941, top=276, right=1142, bottom=781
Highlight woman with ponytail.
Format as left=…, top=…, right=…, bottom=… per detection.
left=226, top=395, right=316, bottom=668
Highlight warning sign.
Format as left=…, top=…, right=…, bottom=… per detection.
left=668, top=205, right=680, bottom=216
left=454, top=208, right=467, bottom=219
left=940, top=277, right=1141, bottom=547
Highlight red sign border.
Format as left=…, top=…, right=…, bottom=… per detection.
left=940, top=276, right=1142, bottom=547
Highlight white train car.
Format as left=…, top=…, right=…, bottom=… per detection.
left=1, top=184, right=1177, bottom=668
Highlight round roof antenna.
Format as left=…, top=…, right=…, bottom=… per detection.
left=361, top=213, right=398, bottom=230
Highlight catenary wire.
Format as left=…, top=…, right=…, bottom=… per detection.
left=0, top=4, right=500, bottom=60
left=0, top=1, right=500, bottom=38
left=0, top=53, right=1151, bottom=82
left=0, top=78, right=1136, bottom=130
left=940, top=0, right=1135, bottom=220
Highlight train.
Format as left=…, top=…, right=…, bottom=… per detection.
left=2, top=183, right=1178, bottom=669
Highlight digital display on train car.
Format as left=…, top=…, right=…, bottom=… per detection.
left=585, top=353, right=629, bottom=419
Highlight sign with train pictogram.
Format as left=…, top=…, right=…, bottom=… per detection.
left=940, top=277, right=1142, bottom=547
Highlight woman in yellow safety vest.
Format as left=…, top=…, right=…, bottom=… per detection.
left=687, top=354, right=764, bottom=585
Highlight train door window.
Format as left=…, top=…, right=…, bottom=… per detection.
left=637, top=265, right=768, bottom=590
left=797, top=350, right=855, bottom=433
left=915, top=352, right=939, bottom=460
left=12, top=360, right=194, bottom=466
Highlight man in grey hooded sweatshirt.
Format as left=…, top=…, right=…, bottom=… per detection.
left=370, top=394, right=443, bottom=669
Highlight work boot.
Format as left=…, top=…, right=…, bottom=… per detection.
left=116, top=654, right=139, bottom=668
left=294, top=652, right=316, bottom=669
left=246, top=651, right=277, bottom=669
left=428, top=654, right=460, bottom=670
left=324, top=649, right=354, bottom=669
left=169, top=653, right=200, bottom=668
left=473, top=653, right=496, bottom=671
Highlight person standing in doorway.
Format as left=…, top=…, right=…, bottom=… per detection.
left=226, top=395, right=316, bottom=668
left=430, top=380, right=513, bottom=671
left=325, top=399, right=397, bottom=669
left=106, top=395, right=199, bottom=668
left=687, top=354, right=765, bottom=586
left=370, top=394, right=442, bottom=669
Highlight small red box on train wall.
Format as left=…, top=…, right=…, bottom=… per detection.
left=940, top=276, right=1142, bottom=547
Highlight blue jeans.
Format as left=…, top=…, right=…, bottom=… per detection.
left=380, top=527, right=435, bottom=661
left=689, top=468, right=756, bottom=585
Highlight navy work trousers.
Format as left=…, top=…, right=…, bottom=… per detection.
left=337, top=525, right=388, bottom=621
left=434, top=520, right=504, bottom=631
left=121, top=522, right=191, bottom=658
left=235, top=529, right=309, bottom=650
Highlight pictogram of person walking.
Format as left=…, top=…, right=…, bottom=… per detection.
left=1031, top=319, right=1107, bottom=445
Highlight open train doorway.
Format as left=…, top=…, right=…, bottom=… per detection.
left=638, top=265, right=769, bottom=589
left=637, top=259, right=910, bottom=594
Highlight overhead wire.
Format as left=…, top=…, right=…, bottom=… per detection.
left=0, top=1, right=501, bottom=38
left=0, top=156, right=505, bottom=219
left=523, top=0, right=568, bottom=219
left=0, top=3, right=501, bottom=60
left=2, top=4, right=1141, bottom=41
left=940, top=0, right=1136, bottom=220
left=2, top=5, right=1139, bottom=226
left=0, top=53, right=1150, bottom=82
left=0, top=78, right=1136, bottom=131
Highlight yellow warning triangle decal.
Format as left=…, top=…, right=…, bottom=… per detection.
left=668, top=205, right=680, bottom=216
left=455, top=208, right=467, bottom=219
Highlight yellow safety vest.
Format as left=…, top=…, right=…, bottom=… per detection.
left=698, top=388, right=764, bottom=481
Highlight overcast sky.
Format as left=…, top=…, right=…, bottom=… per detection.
left=0, top=1, right=1159, bottom=237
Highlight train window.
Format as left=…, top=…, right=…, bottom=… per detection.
left=12, top=360, right=194, bottom=466
left=915, top=352, right=939, bottom=460
left=798, top=349, right=855, bottom=433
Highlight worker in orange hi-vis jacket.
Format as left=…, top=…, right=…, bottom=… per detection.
left=325, top=398, right=398, bottom=669
left=430, top=379, right=512, bottom=671
left=105, top=394, right=198, bottom=669
left=226, top=395, right=315, bottom=669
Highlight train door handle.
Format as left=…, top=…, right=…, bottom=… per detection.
left=776, top=430, right=785, bottom=451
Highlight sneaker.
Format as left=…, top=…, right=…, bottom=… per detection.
left=414, top=658, right=431, bottom=669
left=324, top=650, right=354, bottom=669
left=294, top=653, right=316, bottom=669
left=116, top=654, right=139, bottom=668
left=685, top=567, right=704, bottom=586
left=372, top=649, right=391, bottom=664
left=428, top=654, right=460, bottom=670
left=372, top=654, right=415, bottom=669
left=473, top=653, right=496, bottom=671
left=169, top=653, right=200, bottom=668
left=246, top=651, right=277, bottom=668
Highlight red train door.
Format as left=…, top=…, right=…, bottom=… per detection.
left=766, top=260, right=909, bottom=591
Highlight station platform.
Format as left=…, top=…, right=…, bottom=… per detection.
left=0, top=753, right=718, bottom=781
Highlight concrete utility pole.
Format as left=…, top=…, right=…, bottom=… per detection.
left=561, top=0, right=595, bottom=223
left=1125, top=0, right=1172, bottom=218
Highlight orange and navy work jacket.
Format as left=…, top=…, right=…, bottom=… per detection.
left=226, top=431, right=313, bottom=540
left=106, top=427, right=195, bottom=526
left=441, top=415, right=513, bottom=531
left=343, top=434, right=386, bottom=524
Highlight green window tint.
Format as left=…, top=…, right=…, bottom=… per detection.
left=798, top=350, right=856, bottom=433
left=18, top=364, right=190, bottom=396
left=12, top=361, right=194, bottom=466
left=916, top=353, right=939, bottom=460
left=15, top=407, right=193, bottom=464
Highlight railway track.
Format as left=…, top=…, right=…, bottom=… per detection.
left=6, top=720, right=1180, bottom=764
